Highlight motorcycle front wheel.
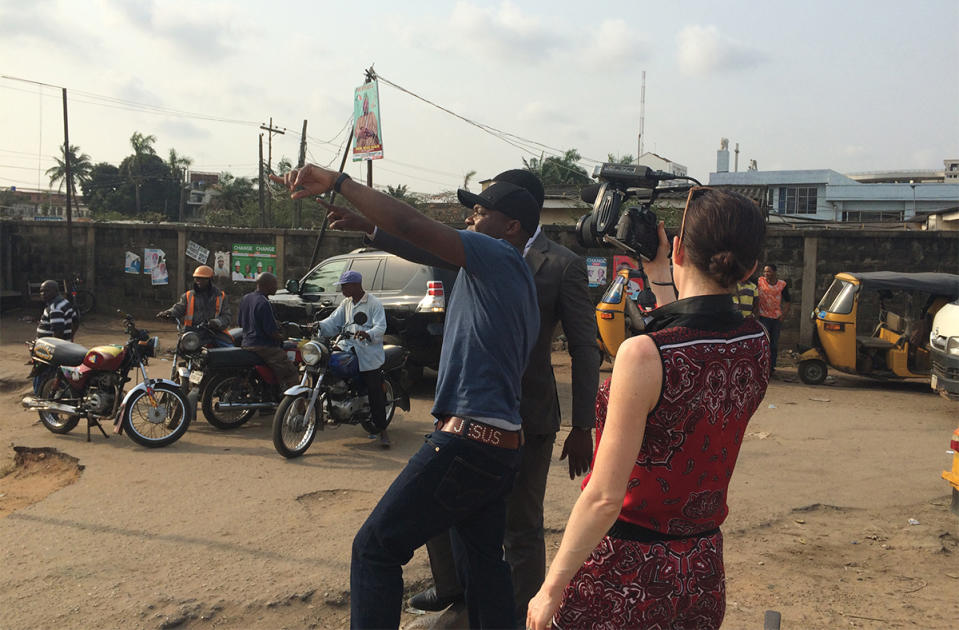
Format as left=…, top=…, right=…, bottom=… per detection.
left=37, top=375, right=81, bottom=434
left=360, top=376, right=397, bottom=435
left=273, top=393, right=319, bottom=459
left=122, top=383, right=191, bottom=448
left=201, top=373, right=257, bottom=429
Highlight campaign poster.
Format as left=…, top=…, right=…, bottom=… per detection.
left=231, top=243, right=277, bottom=282
left=124, top=252, right=141, bottom=274
left=186, top=240, right=210, bottom=264
left=586, top=256, right=607, bottom=288
left=213, top=251, right=231, bottom=281
left=352, top=80, right=384, bottom=161
left=612, top=255, right=638, bottom=272
left=144, top=248, right=165, bottom=274
left=151, top=256, right=169, bottom=286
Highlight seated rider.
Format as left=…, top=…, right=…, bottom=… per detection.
left=237, top=272, right=299, bottom=390
left=157, top=265, right=233, bottom=346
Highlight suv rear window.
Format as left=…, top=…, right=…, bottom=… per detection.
left=302, top=259, right=348, bottom=293
left=383, top=257, right=427, bottom=291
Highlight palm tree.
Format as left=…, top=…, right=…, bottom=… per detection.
left=46, top=143, right=93, bottom=200
left=463, top=170, right=477, bottom=191
left=127, top=131, right=157, bottom=214
left=168, top=148, right=193, bottom=221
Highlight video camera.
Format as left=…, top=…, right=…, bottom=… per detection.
left=575, top=163, right=698, bottom=261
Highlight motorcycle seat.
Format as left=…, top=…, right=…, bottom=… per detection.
left=204, top=346, right=265, bottom=368
left=383, top=345, right=407, bottom=372
left=33, top=337, right=87, bottom=366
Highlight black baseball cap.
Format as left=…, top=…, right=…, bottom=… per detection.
left=492, top=169, right=545, bottom=208
left=457, top=181, right=540, bottom=236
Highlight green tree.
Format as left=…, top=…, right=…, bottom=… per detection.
left=463, top=170, right=477, bottom=191
left=523, top=149, right=590, bottom=186
left=386, top=183, right=423, bottom=209
left=127, top=131, right=157, bottom=214
left=206, top=172, right=258, bottom=226
left=168, top=148, right=193, bottom=221
left=607, top=153, right=635, bottom=165
left=46, top=143, right=93, bottom=200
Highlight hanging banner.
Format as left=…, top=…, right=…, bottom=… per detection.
left=124, top=252, right=141, bottom=274
left=352, top=80, right=384, bottom=161
left=186, top=240, right=210, bottom=264
left=586, top=257, right=608, bottom=288
left=144, top=248, right=165, bottom=274
left=213, top=251, right=231, bottom=281
left=231, top=243, right=277, bottom=282
left=151, top=256, right=169, bottom=286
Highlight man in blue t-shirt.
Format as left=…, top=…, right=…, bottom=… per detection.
left=272, top=166, right=540, bottom=630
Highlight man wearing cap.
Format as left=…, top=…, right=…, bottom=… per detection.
left=237, top=272, right=299, bottom=389
left=157, top=265, right=232, bottom=331
left=273, top=165, right=539, bottom=629
left=403, top=169, right=601, bottom=622
left=315, top=270, right=389, bottom=446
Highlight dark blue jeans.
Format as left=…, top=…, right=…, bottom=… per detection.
left=350, top=430, right=521, bottom=629
left=759, top=316, right=782, bottom=370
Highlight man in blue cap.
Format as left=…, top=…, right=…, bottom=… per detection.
left=272, top=165, right=539, bottom=629
left=315, top=269, right=390, bottom=446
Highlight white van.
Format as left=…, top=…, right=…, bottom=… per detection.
left=930, top=298, right=959, bottom=400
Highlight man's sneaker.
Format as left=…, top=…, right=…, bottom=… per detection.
left=379, top=430, right=391, bottom=449
left=407, top=586, right=463, bottom=613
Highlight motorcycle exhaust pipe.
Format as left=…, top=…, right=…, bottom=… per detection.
left=213, top=402, right=276, bottom=410
left=21, top=396, right=79, bottom=415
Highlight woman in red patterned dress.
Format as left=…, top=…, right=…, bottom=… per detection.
left=527, top=188, right=769, bottom=630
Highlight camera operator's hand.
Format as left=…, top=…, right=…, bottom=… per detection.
left=317, top=199, right=375, bottom=234
left=643, top=221, right=672, bottom=283
left=269, top=164, right=337, bottom=199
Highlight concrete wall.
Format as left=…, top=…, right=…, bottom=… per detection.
left=3, top=220, right=958, bottom=354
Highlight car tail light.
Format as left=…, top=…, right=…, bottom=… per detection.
left=417, top=281, right=446, bottom=313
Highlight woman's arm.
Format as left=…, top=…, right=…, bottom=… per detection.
left=526, top=334, right=664, bottom=630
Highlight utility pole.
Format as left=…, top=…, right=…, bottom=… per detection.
left=294, top=120, right=307, bottom=228
left=258, top=133, right=266, bottom=228
left=259, top=117, right=285, bottom=225
left=61, top=88, right=73, bottom=263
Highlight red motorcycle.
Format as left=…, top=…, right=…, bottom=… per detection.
left=196, top=325, right=308, bottom=430
left=22, top=313, right=192, bottom=448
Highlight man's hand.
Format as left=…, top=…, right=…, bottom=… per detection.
left=355, top=331, right=371, bottom=342
left=642, top=220, right=672, bottom=284
left=156, top=310, right=170, bottom=320
left=559, top=427, right=593, bottom=479
left=317, top=199, right=375, bottom=233
left=269, top=164, right=337, bottom=199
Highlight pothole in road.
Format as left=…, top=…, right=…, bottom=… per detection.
left=0, top=446, right=83, bottom=519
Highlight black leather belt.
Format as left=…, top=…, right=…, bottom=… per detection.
left=436, top=416, right=523, bottom=450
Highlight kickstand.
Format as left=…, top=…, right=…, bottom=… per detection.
left=87, top=417, right=109, bottom=442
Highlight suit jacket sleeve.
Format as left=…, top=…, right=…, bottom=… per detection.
left=558, top=255, right=601, bottom=429
left=369, top=229, right=458, bottom=271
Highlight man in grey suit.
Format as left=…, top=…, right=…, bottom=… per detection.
left=384, top=170, right=601, bottom=622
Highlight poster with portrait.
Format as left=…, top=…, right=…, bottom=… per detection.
left=124, top=251, right=141, bottom=274
left=143, top=248, right=165, bottom=274
left=612, top=255, right=638, bottom=272
left=586, top=256, right=607, bottom=288
left=352, top=80, right=383, bottom=161
left=213, top=251, right=231, bottom=281
left=231, top=243, right=277, bottom=282
left=151, top=256, right=169, bottom=286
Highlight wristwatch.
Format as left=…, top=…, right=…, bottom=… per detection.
left=333, top=172, right=351, bottom=194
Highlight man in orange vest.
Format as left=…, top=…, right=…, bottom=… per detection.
left=157, top=265, right=232, bottom=330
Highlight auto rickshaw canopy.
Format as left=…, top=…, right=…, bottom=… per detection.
left=837, top=272, right=959, bottom=299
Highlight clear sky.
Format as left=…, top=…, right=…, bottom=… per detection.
left=1, top=0, right=957, bottom=195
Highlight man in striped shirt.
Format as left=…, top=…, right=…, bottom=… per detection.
left=36, top=280, right=79, bottom=341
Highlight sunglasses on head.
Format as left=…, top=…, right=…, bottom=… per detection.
left=678, top=186, right=711, bottom=246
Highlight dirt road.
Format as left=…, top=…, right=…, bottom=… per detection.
left=1, top=314, right=957, bottom=629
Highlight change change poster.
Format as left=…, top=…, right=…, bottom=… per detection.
left=231, top=244, right=277, bottom=282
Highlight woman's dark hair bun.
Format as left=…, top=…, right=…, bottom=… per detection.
left=708, top=251, right=744, bottom=287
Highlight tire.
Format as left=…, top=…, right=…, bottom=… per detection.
left=360, top=376, right=397, bottom=435
left=200, top=373, right=257, bottom=429
left=37, top=375, right=81, bottom=434
left=272, top=394, right=319, bottom=458
left=72, top=290, right=95, bottom=315
left=798, top=359, right=827, bottom=385
left=122, top=383, right=191, bottom=448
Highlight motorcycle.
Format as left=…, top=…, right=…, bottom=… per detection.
left=21, top=312, right=192, bottom=448
left=166, top=316, right=239, bottom=402
left=272, top=313, right=411, bottom=459
left=196, top=323, right=308, bottom=430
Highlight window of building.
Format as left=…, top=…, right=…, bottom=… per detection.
left=778, top=186, right=818, bottom=214
left=841, top=210, right=903, bottom=222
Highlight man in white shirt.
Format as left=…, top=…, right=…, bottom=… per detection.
left=315, top=270, right=390, bottom=446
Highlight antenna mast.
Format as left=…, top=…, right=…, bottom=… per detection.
left=637, top=70, right=646, bottom=162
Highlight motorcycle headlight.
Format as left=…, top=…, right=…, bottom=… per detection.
left=300, top=341, right=328, bottom=366
left=947, top=337, right=959, bottom=357
left=139, top=336, right=160, bottom=357
left=179, top=331, right=203, bottom=352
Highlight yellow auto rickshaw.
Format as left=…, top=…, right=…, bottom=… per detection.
left=595, top=266, right=657, bottom=359
left=797, top=271, right=959, bottom=385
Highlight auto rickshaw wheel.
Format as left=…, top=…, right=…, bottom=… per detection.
left=798, top=359, right=827, bottom=385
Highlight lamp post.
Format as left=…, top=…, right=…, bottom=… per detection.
left=909, top=182, right=917, bottom=219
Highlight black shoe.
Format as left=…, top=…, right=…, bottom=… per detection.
left=407, top=586, right=463, bottom=612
